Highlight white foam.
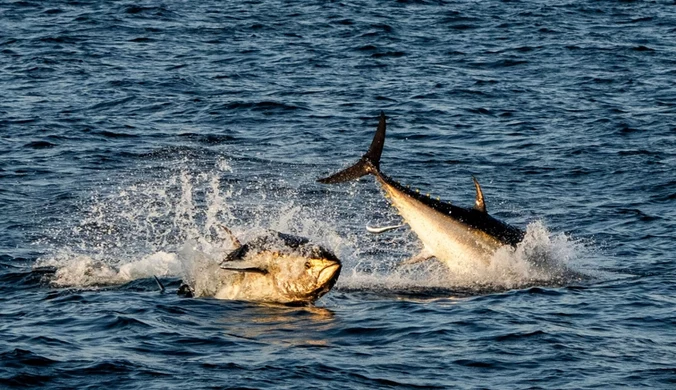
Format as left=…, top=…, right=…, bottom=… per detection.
left=35, top=251, right=183, bottom=288
left=35, top=158, right=591, bottom=293
left=337, top=220, right=589, bottom=292
left=117, top=252, right=182, bottom=280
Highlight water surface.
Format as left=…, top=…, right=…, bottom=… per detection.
left=1, top=0, right=675, bottom=388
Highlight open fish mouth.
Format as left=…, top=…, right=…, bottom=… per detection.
left=319, top=262, right=342, bottom=285
left=312, top=261, right=342, bottom=298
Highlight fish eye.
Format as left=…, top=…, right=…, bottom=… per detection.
left=304, top=261, right=311, bottom=269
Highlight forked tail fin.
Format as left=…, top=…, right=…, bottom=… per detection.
left=317, top=111, right=387, bottom=184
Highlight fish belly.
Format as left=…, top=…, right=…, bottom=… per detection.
left=385, top=185, right=501, bottom=269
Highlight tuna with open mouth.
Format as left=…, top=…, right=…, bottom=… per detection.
left=318, top=112, right=525, bottom=270
left=180, top=229, right=342, bottom=306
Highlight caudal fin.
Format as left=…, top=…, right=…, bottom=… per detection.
left=317, top=111, right=387, bottom=184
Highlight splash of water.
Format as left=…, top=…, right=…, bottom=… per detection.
left=37, top=251, right=182, bottom=288
left=34, top=158, right=346, bottom=290
left=34, top=158, right=589, bottom=294
left=337, top=220, right=589, bottom=293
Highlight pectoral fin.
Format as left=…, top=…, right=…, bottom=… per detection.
left=398, top=249, right=435, bottom=267
left=220, top=261, right=268, bottom=275
left=366, top=224, right=404, bottom=234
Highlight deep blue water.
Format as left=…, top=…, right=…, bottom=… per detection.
left=2, top=0, right=676, bottom=388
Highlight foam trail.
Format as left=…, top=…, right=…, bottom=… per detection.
left=36, top=251, right=182, bottom=288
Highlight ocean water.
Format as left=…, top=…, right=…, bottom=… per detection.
left=1, top=0, right=675, bottom=388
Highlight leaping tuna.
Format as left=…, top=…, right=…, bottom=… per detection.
left=318, top=112, right=525, bottom=271
left=180, top=228, right=342, bottom=305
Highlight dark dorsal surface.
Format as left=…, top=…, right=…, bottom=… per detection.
left=316, top=112, right=524, bottom=248
left=222, top=231, right=339, bottom=263
left=379, top=173, right=525, bottom=247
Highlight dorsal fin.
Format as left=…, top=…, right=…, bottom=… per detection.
left=472, top=176, right=486, bottom=213
left=216, top=225, right=242, bottom=249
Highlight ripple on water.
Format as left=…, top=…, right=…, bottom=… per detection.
left=1, top=0, right=675, bottom=388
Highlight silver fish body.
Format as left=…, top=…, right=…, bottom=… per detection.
left=318, top=112, right=524, bottom=269
left=183, top=230, right=341, bottom=305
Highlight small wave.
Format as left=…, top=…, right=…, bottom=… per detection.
left=222, top=101, right=307, bottom=112
left=632, top=45, right=655, bottom=52
left=470, top=59, right=529, bottom=68
left=357, top=44, right=377, bottom=51
left=370, top=23, right=394, bottom=33
left=371, top=51, right=406, bottom=59
left=24, top=141, right=55, bottom=149
left=0, top=348, right=58, bottom=367
left=177, top=133, right=237, bottom=145
left=123, top=5, right=176, bottom=18
left=0, top=267, right=55, bottom=291
left=448, top=24, right=477, bottom=31
left=38, top=36, right=82, bottom=44
left=494, top=329, right=548, bottom=342
left=99, top=314, right=152, bottom=331
left=87, top=96, right=136, bottom=112
left=128, top=37, right=155, bottom=43
left=95, top=130, right=138, bottom=139
left=0, top=349, right=61, bottom=386
left=617, top=149, right=661, bottom=157
left=76, top=359, right=151, bottom=375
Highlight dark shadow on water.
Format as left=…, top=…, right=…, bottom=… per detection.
left=334, top=272, right=597, bottom=302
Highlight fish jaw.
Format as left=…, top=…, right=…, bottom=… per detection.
left=314, top=261, right=342, bottom=295
left=281, top=257, right=342, bottom=304
left=317, top=262, right=341, bottom=287
left=378, top=178, right=503, bottom=268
